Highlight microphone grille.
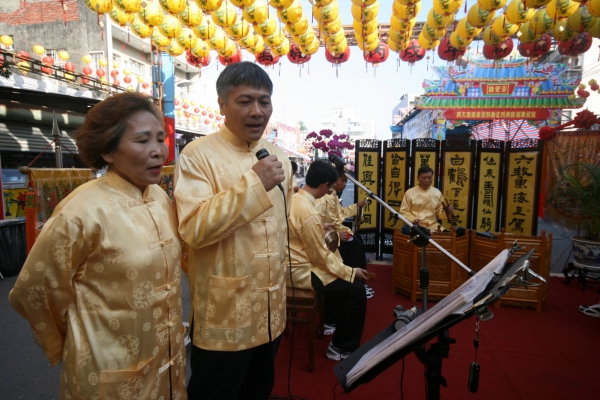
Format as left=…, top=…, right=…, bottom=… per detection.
left=256, top=148, right=269, bottom=160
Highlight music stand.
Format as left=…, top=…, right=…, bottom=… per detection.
left=334, top=248, right=537, bottom=398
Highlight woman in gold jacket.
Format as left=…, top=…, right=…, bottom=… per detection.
left=9, top=93, right=187, bottom=400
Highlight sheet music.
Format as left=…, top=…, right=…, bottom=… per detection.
left=346, top=250, right=509, bottom=387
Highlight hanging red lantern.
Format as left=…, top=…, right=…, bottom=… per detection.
left=204, top=119, right=210, bottom=124
left=184, top=112, right=191, bottom=118
left=201, top=110, right=207, bottom=116
left=41, top=56, right=54, bottom=74
left=400, top=40, right=425, bottom=63
left=183, top=103, right=189, bottom=109
left=287, top=43, right=311, bottom=64
left=482, top=37, right=514, bottom=60
left=17, top=51, right=30, bottom=60
left=209, top=112, right=214, bottom=118
left=558, top=32, right=593, bottom=57
left=219, top=49, right=243, bottom=66
left=113, top=78, right=120, bottom=87
left=110, top=69, right=119, bottom=78
left=216, top=115, right=222, bottom=121
left=96, top=68, right=106, bottom=77
left=142, top=82, right=149, bottom=89
left=364, top=42, right=389, bottom=65
left=83, top=66, right=93, bottom=76
left=194, top=107, right=200, bottom=113
left=325, top=46, right=350, bottom=64
left=437, top=38, right=466, bottom=62
left=123, top=76, right=132, bottom=84
left=518, top=35, right=552, bottom=58
left=256, top=48, right=280, bottom=66
left=64, top=62, right=75, bottom=72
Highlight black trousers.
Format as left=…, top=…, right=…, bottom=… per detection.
left=187, top=335, right=281, bottom=400
left=312, top=272, right=367, bottom=352
left=325, top=236, right=367, bottom=325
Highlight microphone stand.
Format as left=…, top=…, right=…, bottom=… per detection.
left=330, top=155, right=474, bottom=400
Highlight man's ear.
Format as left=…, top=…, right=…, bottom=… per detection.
left=217, top=96, right=226, bottom=115
left=101, top=152, right=114, bottom=164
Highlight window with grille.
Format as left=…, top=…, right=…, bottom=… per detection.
left=514, top=86, right=529, bottom=97
left=467, top=88, right=481, bottom=97
left=129, top=59, right=145, bottom=76
left=47, top=49, right=66, bottom=67
left=90, top=51, right=104, bottom=70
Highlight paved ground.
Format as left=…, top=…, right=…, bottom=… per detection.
left=0, top=181, right=584, bottom=398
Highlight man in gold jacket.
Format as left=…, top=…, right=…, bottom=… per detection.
left=399, top=166, right=454, bottom=234
left=288, top=160, right=368, bottom=361
left=174, top=62, right=293, bottom=399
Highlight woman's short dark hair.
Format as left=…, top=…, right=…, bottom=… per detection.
left=216, top=61, right=273, bottom=102
left=305, top=160, right=338, bottom=188
left=74, top=93, right=164, bottom=169
left=418, top=166, right=434, bottom=176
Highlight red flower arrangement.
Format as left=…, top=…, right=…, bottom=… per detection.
left=307, top=129, right=354, bottom=158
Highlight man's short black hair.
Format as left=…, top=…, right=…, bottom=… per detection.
left=305, top=160, right=338, bottom=189
left=417, top=166, right=434, bottom=176
left=290, top=160, right=298, bottom=173
left=216, top=61, right=273, bottom=102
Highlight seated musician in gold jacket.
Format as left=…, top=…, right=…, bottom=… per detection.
left=288, top=160, right=369, bottom=361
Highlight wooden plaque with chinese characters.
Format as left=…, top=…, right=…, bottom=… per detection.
left=354, top=139, right=382, bottom=256
left=440, top=139, right=475, bottom=230
left=474, top=140, right=505, bottom=233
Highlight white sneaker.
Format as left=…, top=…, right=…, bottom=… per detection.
left=365, top=284, right=375, bottom=299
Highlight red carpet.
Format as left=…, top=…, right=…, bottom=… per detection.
left=272, top=264, right=599, bottom=399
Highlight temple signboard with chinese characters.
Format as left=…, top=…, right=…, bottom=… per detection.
left=417, top=55, right=585, bottom=140
left=354, top=139, right=382, bottom=254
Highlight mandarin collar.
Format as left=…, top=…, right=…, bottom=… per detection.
left=298, top=188, right=316, bottom=204
left=104, top=168, right=150, bottom=199
left=218, top=124, right=260, bottom=151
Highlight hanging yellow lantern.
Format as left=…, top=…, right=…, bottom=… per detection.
left=231, top=0, right=255, bottom=7
left=84, top=0, right=113, bottom=14
left=294, top=27, right=315, bottom=45
left=505, top=0, right=535, bottom=24
left=287, top=14, right=310, bottom=36
left=256, top=16, right=277, bottom=36
left=17, top=60, right=30, bottom=74
left=33, top=45, right=45, bottom=57
left=159, top=15, right=182, bottom=39
left=264, top=27, right=285, bottom=46
left=177, top=28, right=198, bottom=49
left=313, top=2, right=340, bottom=23
left=589, top=0, right=600, bottom=18
left=211, top=1, right=237, bottom=28
left=352, top=18, right=377, bottom=36
left=434, top=0, right=463, bottom=15
left=588, top=18, right=600, bottom=37
left=159, top=0, right=187, bottom=14
left=567, top=6, right=597, bottom=33
left=517, top=21, right=539, bottom=43
left=355, top=34, right=379, bottom=51
left=109, top=7, right=134, bottom=27
left=388, top=27, right=410, bottom=44
left=533, top=9, right=555, bottom=34
left=239, top=31, right=259, bottom=48
left=418, top=32, right=439, bottom=50
left=467, top=4, right=495, bottom=27
left=525, top=0, right=552, bottom=8
left=137, top=75, right=145, bottom=83
left=388, top=39, right=399, bottom=52
left=272, top=37, right=290, bottom=56
left=82, top=54, right=93, bottom=64
left=191, top=39, right=210, bottom=57
left=546, top=0, right=579, bottom=20
left=300, top=38, right=320, bottom=55
left=178, top=2, right=204, bottom=27
left=450, top=31, right=471, bottom=48
left=427, top=9, right=454, bottom=29
left=492, top=15, right=519, bottom=36
left=325, top=28, right=346, bottom=46
left=243, top=0, right=269, bottom=25
left=98, top=58, right=108, bottom=67
left=247, top=35, right=265, bottom=54
left=456, top=18, right=482, bottom=38
left=114, top=0, right=142, bottom=14
left=327, top=37, right=349, bottom=54
left=177, top=109, right=184, bottom=117
left=351, top=0, right=377, bottom=6
left=392, top=2, right=421, bottom=21
left=350, top=2, right=379, bottom=22
left=123, top=68, right=131, bottom=76
left=482, top=26, right=506, bottom=44
left=131, top=15, right=154, bottom=38
left=193, top=17, right=216, bottom=40
left=151, top=31, right=171, bottom=49
left=167, top=41, right=185, bottom=56
left=553, top=19, right=578, bottom=40
left=421, top=23, right=445, bottom=40
left=227, top=19, right=250, bottom=38
left=208, top=28, right=227, bottom=49
left=217, top=40, right=238, bottom=57
left=195, top=0, right=224, bottom=12
left=0, top=35, right=13, bottom=47
left=278, top=0, right=303, bottom=24
left=58, top=50, right=70, bottom=61
left=139, top=1, right=164, bottom=27
left=391, top=16, right=417, bottom=32
left=268, top=0, right=294, bottom=8
left=477, top=0, right=508, bottom=12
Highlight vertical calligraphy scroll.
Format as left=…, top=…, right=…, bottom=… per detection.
left=382, top=139, right=411, bottom=254
left=503, top=139, right=543, bottom=235
left=354, top=139, right=382, bottom=256
left=474, top=140, right=505, bottom=233
left=411, top=138, right=440, bottom=187
left=440, top=139, right=475, bottom=230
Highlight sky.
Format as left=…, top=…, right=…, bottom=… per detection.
left=197, top=0, right=444, bottom=140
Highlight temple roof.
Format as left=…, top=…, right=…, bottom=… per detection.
left=418, top=96, right=582, bottom=110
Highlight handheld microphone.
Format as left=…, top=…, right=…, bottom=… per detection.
left=256, top=148, right=284, bottom=192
